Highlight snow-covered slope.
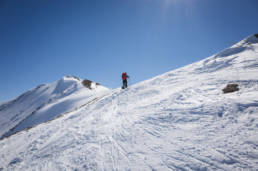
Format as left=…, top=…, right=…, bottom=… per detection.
left=0, top=35, right=258, bottom=170
left=0, top=76, right=109, bottom=139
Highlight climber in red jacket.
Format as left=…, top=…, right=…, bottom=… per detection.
left=121, top=72, right=129, bottom=89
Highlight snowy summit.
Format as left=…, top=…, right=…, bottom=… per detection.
left=0, top=76, right=108, bottom=139
left=0, top=34, right=258, bottom=170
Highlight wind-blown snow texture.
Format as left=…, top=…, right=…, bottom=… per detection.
left=0, top=35, right=258, bottom=170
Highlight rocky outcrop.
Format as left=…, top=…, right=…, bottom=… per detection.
left=82, top=79, right=100, bottom=89
left=223, top=84, right=239, bottom=94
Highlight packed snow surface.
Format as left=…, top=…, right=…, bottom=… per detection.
left=0, top=35, right=258, bottom=170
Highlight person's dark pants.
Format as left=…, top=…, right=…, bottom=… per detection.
left=122, top=80, right=127, bottom=89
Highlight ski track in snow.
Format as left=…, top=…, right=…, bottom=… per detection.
left=0, top=35, right=258, bottom=170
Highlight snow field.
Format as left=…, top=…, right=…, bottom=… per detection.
left=0, top=35, right=258, bottom=170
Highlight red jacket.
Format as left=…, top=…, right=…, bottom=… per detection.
left=122, top=72, right=128, bottom=81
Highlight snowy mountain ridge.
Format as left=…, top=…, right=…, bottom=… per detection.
left=0, top=35, right=258, bottom=170
left=0, top=76, right=109, bottom=139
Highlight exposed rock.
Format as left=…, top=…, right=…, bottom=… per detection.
left=82, top=79, right=101, bottom=89
left=223, top=84, right=239, bottom=94
left=82, top=79, right=93, bottom=89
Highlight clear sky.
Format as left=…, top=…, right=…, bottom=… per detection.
left=0, top=0, right=258, bottom=102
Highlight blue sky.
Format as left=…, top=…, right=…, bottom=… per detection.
left=0, top=0, right=258, bottom=102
